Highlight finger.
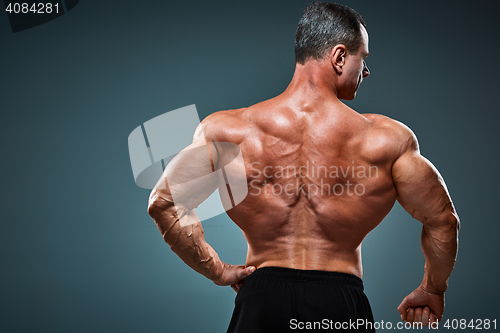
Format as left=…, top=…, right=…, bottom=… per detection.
left=397, top=299, right=409, bottom=321
left=414, top=307, right=422, bottom=323
left=429, top=313, right=441, bottom=326
left=422, top=307, right=430, bottom=327
left=231, top=284, right=238, bottom=293
left=406, top=307, right=415, bottom=323
left=428, top=314, right=438, bottom=329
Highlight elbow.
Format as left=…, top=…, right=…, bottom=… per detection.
left=446, top=210, right=460, bottom=232
left=147, top=190, right=157, bottom=217
left=433, top=211, right=460, bottom=233
left=147, top=201, right=159, bottom=218
left=147, top=190, right=164, bottom=218
left=147, top=191, right=176, bottom=218
left=453, top=213, right=460, bottom=233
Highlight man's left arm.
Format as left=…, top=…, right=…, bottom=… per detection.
left=147, top=123, right=254, bottom=292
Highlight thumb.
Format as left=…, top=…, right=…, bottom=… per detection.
left=240, top=266, right=256, bottom=278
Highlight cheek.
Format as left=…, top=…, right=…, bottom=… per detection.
left=348, top=62, right=363, bottom=78
left=346, top=66, right=359, bottom=79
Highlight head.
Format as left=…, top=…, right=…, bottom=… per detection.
left=295, top=2, right=370, bottom=100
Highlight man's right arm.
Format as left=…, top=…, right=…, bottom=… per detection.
left=391, top=124, right=460, bottom=326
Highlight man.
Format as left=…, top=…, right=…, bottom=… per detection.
left=147, top=2, right=459, bottom=332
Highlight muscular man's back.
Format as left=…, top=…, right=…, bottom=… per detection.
left=205, top=96, right=407, bottom=278
left=148, top=5, right=458, bottom=328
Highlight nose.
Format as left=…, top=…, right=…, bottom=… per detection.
left=362, top=61, right=370, bottom=78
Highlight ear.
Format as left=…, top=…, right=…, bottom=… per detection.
left=330, top=45, right=347, bottom=74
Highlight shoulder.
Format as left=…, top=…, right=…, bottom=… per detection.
left=194, top=108, right=249, bottom=144
left=362, top=113, right=419, bottom=157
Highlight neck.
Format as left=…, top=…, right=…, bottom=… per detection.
left=282, top=60, right=341, bottom=111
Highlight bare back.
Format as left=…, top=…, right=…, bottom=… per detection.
left=203, top=97, right=409, bottom=277
left=147, top=11, right=458, bottom=322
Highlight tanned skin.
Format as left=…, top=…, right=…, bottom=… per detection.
left=148, top=25, right=459, bottom=327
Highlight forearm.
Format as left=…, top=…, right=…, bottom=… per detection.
left=420, top=213, right=460, bottom=293
left=148, top=201, right=224, bottom=282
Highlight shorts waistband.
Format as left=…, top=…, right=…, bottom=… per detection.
left=249, top=266, right=364, bottom=289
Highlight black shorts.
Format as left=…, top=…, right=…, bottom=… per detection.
left=226, top=267, right=375, bottom=333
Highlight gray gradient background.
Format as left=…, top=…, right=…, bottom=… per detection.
left=1, top=0, right=499, bottom=332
